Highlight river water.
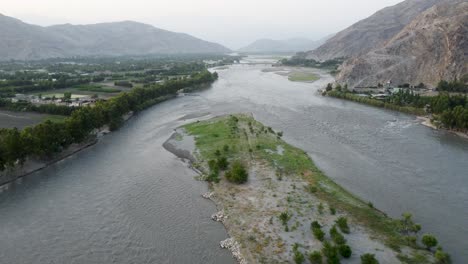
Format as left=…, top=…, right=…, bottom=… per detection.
left=0, top=57, right=467, bottom=263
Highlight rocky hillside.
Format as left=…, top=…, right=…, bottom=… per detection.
left=337, top=1, right=467, bottom=88
left=238, top=38, right=326, bottom=53
left=305, top=0, right=456, bottom=61
left=0, top=14, right=230, bottom=60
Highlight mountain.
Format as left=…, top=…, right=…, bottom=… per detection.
left=337, top=1, right=467, bottom=88
left=305, top=0, right=445, bottom=61
left=0, top=14, right=230, bottom=61
left=238, top=38, right=326, bottom=53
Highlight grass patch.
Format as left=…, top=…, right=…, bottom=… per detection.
left=288, top=72, right=320, bottom=82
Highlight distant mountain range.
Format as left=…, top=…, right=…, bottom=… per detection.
left=0, top=14, right=230, bottom=61
left=238, top=37, right=329, bottom=53
left=302, top=0, right=467, bottom=88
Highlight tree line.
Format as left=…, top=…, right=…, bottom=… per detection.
left=327, top=88, right=468, bottom=131
left=0, top=99, right=77, bottom=116
left=0, top=70, right=218, bottom=171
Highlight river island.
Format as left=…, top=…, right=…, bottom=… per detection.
left=164, top=114, right=450, bottom=264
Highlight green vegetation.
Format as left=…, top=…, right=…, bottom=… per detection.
left=309, top=251, right=322, bottom=264
left=421, top=234, right=438, bottom=250
left=293, top=243, right=305, bottom=264
left=311, top=221, right=325, bottom=241
left=338, top=244, right=352, bottom=258
left=288, top=72, right=320, bottom=82
left=322, top=241, right=340, bottom=264
left=281, top=54, right=345, bottom=74
left=436, top=78, right=468, bottom=93
left=361, top=253, right=379, bottom=264
left=75, top=84, right=122, bottom=93
left=225, top=160, right=248, bottom=184
left=327, top=88, right=468, bottom=132
left=0, top=99, right=76, bottom=116
left=0, top=70, right=218, bottom=171
left=183, top=114, right=443, bottom=263
left=336, top=217, right=350, bottom=234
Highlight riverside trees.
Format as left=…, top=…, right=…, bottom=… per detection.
left=0, top=70, right=218, bottom=171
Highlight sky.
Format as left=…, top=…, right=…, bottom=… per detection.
left=2, top=0, right=403, bottom=49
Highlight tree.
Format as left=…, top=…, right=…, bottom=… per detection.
left=360, top=253, right=379, bottom=264
left=309, top=251, right=322, bottom=264
left=225, top=161, right=248, bottom=184
left=421, top=234, right=438, bottom=250
left=338, top=244, right=352, bottom=258
left=63, top=92, right=72, bottom=101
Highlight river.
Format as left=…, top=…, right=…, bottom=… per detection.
left=0, top=56, right=467, bottom=263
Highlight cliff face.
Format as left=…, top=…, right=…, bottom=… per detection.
left=337, top=2, right=468, bottom=88
left=0, top=15, right=230, bottom=61
left=305, top=0, right=442, bottom=61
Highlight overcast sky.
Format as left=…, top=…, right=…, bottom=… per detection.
left=2, top=0, right=403, bottom=49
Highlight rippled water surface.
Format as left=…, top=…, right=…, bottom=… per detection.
left=1, top=57, right=467, bottom=263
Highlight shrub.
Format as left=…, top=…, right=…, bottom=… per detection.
left=225, top=161, right=248, bottom=184
left=330, top=225, right=346, bottom=245
left=293, top=249, right=305, bottom=264
left=322, top=241, right=340, bottom=264
left=421, top=234, right=438, bottom=250
left=217, top=157, right=229, bottom=170
left=311, top=221, right=321, bottom=229
left=361, top=253, right=379, bottom=264
left=223, top=145, right=229, bottom=152
left=279, top=211, right=291, bottom=226
left=330, top=207, right=336, bottom=215
left=434, top=248, right=451, bottom=264
left=309, top=251, right=322, bottom=264
left=336, top=217, right=350, bottom=234
left=313, top=227, right=325, bottom=242
left=338, top=244, right=352, bottom=258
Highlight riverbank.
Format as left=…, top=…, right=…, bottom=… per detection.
left=165, top=114, right=441, bottom=264
left=326, top=91, right=468, bottom=139
left=0, top=112, right=135, bottom=188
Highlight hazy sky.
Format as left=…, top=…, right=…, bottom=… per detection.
left=2, top=0, right=403, bottom=49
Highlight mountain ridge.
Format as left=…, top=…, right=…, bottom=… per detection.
left=0, top=14, right=230, bottom=60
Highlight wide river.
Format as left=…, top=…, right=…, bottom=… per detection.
left=1, top=57, right=467, bottom=263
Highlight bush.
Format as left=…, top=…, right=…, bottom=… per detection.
left=421, top=234, right=438, bottom=250
left=225, top=161, right=248, bottom=184
left=322, top=241, right=340, bottom=264
left=361, top=253, right=379, bottom=264
left=293, top=250, right=305, bottom=264
left=311, top=221, right=325, bottom=241
left=217, top=157, right=229, bottom=170
left=330, top=225, right=346, bottom=245
left=338, top=244, right=352, bottom=258
left=336, top=217, right=350, bottom=234
left=280, top=211, right=290, bottom=223
left=309, top=251, right=322, bottom=264
left=435, top=248, right=451, bottom=264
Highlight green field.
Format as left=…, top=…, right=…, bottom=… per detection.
left=288, top=72, right=320, bottom=82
